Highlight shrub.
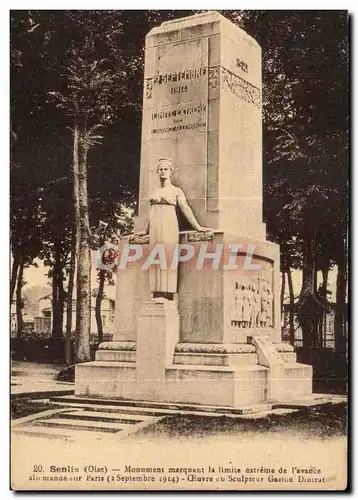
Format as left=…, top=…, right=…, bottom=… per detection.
left=19, top=330, right=52, bottom=343
left=12, top=330, right=113, bottom=362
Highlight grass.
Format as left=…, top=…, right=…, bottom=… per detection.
left=135, top=403, right=347, bottom=440
left=11, top=397, right=63, bottom=420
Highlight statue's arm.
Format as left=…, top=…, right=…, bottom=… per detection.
left=177, top=189, right=210, bottom=232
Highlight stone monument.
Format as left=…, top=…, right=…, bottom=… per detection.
left=76, top=11, right=313, bottom=408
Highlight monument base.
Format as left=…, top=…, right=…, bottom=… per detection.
left=75, top=299, right=312, bottom=408
left=75, top=360, right=312, bottom=408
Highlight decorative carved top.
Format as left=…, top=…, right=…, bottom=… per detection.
left=175, top=343, right=256, bottom=354
left=129, top=234, right=150, bottom=245
left=221, top=67, right=261, bottom=108
left=208, top=66, right=261, bottom=108
left=98, top=341, right=137, bottom=351
left=187, top=231, right=214, bottom=242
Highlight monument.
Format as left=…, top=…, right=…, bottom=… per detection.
left=76, top=11, right=313, bottom=408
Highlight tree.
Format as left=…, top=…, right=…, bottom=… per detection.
left=47, top=11, right=134, bottom=362
left=235, top=11, right=348, bottom=351
left=10, top=11, right=70, bottom=337
left=10, top=11, right=140, bottom=360
left=15, top=259, right=25, bottom=337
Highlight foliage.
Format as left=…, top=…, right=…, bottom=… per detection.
left=19, top=329, right=52, bottom=343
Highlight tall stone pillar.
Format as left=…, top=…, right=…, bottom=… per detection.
left=135, top=11, right=266, bottom=240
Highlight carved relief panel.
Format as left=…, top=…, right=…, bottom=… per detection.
left=230, top=263, right=274, bottom=329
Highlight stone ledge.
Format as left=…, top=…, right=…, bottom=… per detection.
left=97, top=341, right=293, bottom=355
left=274, top=343, right=295, bottom=353
left=187, top=231, right=215, bottom=242
left=129, top=234, right=149, bottom=244
left=175, top=343, right=256, bottom=354
left=98, top=341, right=136, bottom=351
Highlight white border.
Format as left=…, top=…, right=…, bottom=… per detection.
left=3, top=4, right=354, bottom=498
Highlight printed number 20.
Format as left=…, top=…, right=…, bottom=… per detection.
left=33, top=465, right=43, bottom=473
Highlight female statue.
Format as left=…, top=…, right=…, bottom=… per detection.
left=136, top=157, right=210, bottom=300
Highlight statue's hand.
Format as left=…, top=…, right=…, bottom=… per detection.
left=196, top=226, right=212, bottom=232
left=135, top=230, right=148, bottom=237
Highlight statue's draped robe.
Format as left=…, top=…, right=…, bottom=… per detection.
left=149, top=187, right=180, bottom=293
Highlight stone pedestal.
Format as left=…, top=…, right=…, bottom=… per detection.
left=76, top=235, right=312, bottom=406
left=75, top=336, right=312, bottom=406
left=136, top=300, right=179, bottom=381
left=114, top=231, right=281, bottom=345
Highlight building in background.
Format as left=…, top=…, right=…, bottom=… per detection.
left=11, top=301, right=35, bottom=336
left=11, top=287, right=116, bottom=336
left=34, top=291, right=115, bottom=335
left=282, top=301, right=348, bottom=349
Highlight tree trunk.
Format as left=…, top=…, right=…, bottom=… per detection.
left=52, top=242, right=64, bottom=340
left=286, top=266, right=295, bottom=346
left=282, top=242, right=296, bottom=346
left=51, top=270, right=58, bottom=337
left=280, top=270, right=286, bottom=316
left=300, top=230, right=316, bottom=298
left=10, top=251, right=19, bottom=305
left=318, top=265, right=330, bottom=347
left=58, top=272, right=66, bottom=336
left=297, top=230, right=322, bottom=350
left=335, top=230, right=347, bottom=357
left=96, top=270, right=105, bottom=345
left=65, top=226, right=76, bottom=366
left=72, top=124, right=82, bottom=363
left=51, top=264, right=66, bottom=362
left=16, top=258, right=24, bottom=337
left=321, top=267, right=329, bottom=298
left=76, top=125, right=91, bottom=362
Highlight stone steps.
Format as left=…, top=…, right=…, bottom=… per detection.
left=34, top=417, right=133, bottom=433
left=50, top=400, right=170, bottom=417
left=231, top=408, right=300, bottom=419
left=13, top=400, right=165, bottom=440
left=49, top=399, right=273, bottom=418
left=14, top=425, right=77, bottom=439
left=273, top=394, right=347, bottom=409
left=51, top=394, right=273, bottom=416
left=60, top=410, right=150, bottom=424
left=96, top=350, right=136, bottom=363
left=280, top=352, right=297, bottom=363
left=12, top=393, right=346, bottom=441
left=51, top=393, right=346, bottom=414
left=49, top=398, right=303, bottom=421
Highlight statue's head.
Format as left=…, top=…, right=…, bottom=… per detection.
left=157, top=157, right=173, bottom=180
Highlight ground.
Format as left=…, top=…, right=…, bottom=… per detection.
left=10, top=361, right=348, bottom=491
left=11, top=360, right=73, bottom=396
